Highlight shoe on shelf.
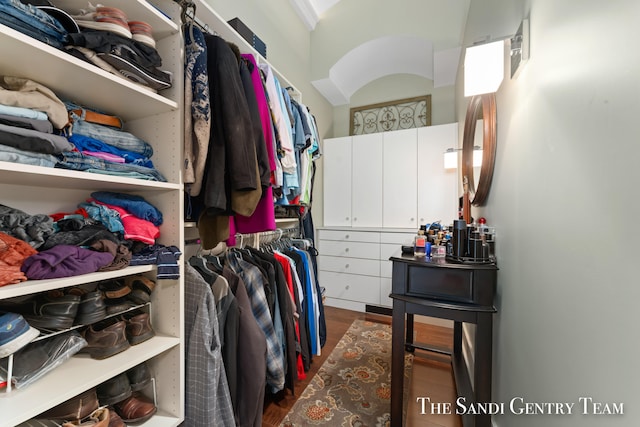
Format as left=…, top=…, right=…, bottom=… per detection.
left=61, top=407, right=110, bottom=427
left=128, top=21, right=155, bottom=48
left=106, top=406, right=125, bottom=427
left=121, top=311, right=154, bottom=346
left=80, top=318, right=130, bottom=360
left=98, top=280, right=131, bottom=300
left=126, top=361, right=153, bottom=392
left=67, top=288, right=107, bottom=325
left=39, top=388, right=99, bottom=422
left=123, top=274, right=155, bottom=305
left=0, top=312, right=40, bottom=358
left=104, top=299, right=138, bottom=316
left=114, top=392, right=156, bottom=424
left=97, top=373, right=132, bottom=407
left=0, top=290, right=80, bottom=331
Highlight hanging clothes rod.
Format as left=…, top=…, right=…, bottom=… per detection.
left=175, top=0, right=217, bottom=35
left=234, top=226, right=300, bottom=249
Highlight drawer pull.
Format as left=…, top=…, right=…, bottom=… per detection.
left=345, top=264, right=350, bottom=268
left=345, top=248, right=349, bottom=253
left=345, top=234, right=350, bottom=239
left=345, top=285, right=350, bottom=290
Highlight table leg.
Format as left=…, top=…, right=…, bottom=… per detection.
left=391, top=299, right=406, bottom=427
left=405, top=313, right=415, bottom=352
left=453, top=321, right=463, bottom=356
left=474, top=314, right=493, bottom=427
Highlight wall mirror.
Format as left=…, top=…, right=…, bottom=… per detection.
left=461, top=93, right=497, bottom=206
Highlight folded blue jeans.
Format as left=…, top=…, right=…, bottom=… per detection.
left=0, top=0, right=67, bottom=49
left=68, top=109, right=154, bottom=157
left=56, top=151, right=166, bottom=182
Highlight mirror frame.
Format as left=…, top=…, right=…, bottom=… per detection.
left=461, top=93, right=497, bottom=206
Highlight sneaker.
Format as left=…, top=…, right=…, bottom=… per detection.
left=0, top=313, right=40, bottom=358
left=128, top=21, right=156, bottom=48
left=97, top=52, right=172, bottom=90
left=75, top=6, right=132, bottom=39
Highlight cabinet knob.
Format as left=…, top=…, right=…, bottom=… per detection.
left=345, top=264, right=350, bottom=268
left=346, top=217, right=349, bottom=221
left=353, top=217, right=357, bottom=221
left=345, top=248, right=350, bottom=252
left=410, top=218, right=415, bottom=222
left=345, top=234, right=349, bottom=239
left=420, top=218, right=424, bottom=222
left=345, top=285, right=350, bottom=290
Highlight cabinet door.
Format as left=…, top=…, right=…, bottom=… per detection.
left=417, top=123, right=459, bottom=225
left=351, top=133, right=383, bottom=227
left=323, top=137, right=352, bottom=226
left=383, top=128, right=418, bottom=228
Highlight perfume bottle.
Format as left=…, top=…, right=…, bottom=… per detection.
left=414, top=228, right=427, bottom=257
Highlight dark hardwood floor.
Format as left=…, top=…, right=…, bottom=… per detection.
left=262, top=306, right=462, bottom=427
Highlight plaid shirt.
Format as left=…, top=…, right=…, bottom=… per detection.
left=184, top=264, right=235, bottom=427
left=226, top=252, right=285, bottom=393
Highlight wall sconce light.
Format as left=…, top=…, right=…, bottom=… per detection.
left=444, top=147, right=482, bottom=169
left=464, top=39, right=505, bottom=97
left=510, top=18, right=530, bottom=78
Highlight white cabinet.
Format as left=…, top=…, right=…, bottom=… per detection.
left=323, top=133, right=383, bottom=227
left=0, top=1, right=184, bottom=426
left=417, top=123, right=459, bottom=225
left=323, top=124, right=458, bottom=230
left=382, top=128, right=418, bottom=228
left=323, top=137, right=352, bottom=227
left=317, top=228, right=382, bottom=311
left=351, top=133, right=383, bottom=227
left=317, top=228, right=415, bottom=311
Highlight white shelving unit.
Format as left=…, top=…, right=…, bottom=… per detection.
left=0, top=1, right=185, bottom=426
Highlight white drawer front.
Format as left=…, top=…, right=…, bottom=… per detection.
left=380, top=243, right=402, bottom=261
left=380, top=260, right=392, bottom=278
left=380, top=277, right=392, bottom=307
left=318, top=240, right=380, bottom=259
left=318, top=255, right=380, bottom=276
left=317, top=229, right=380, bottom=243
left=380, top=231, right=416, bottom=244
left=318, top=271, right=380, bottom=304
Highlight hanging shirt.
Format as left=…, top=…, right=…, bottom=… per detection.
left=225, top=251, right=285, bottom=393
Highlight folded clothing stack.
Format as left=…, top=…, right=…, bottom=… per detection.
left=66, top=5, right=170, bottom=90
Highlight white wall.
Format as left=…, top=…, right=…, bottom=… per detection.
left=461, top=1, right=640, bottom=426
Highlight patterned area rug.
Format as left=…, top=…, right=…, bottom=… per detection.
left=280, top=319, right=413, bottom=426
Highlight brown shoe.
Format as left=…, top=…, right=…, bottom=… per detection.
left=123, top=312, right=154, bottom=345
left=61, top=406, right=110, bottom=426
left=106, top=407, right=126, bottom=427
left=40, top=388, right=99, bottom=421
left=81, top=318, right=130, bottom=359
left=114, top=392, right=157, bottom=424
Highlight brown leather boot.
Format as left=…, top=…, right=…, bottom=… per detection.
left=114, top=392, right=156, bottom=424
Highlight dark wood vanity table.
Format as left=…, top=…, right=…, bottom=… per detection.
left=389, top=253, right=497, bottom=427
